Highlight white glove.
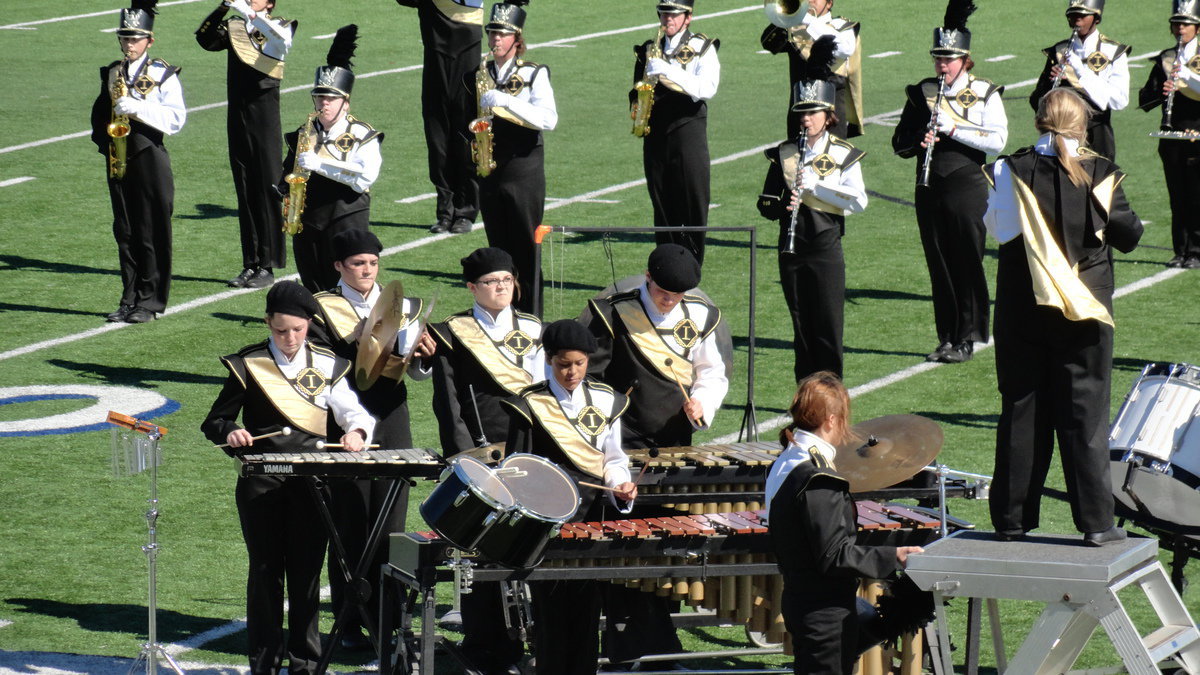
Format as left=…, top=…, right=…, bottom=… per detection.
left=935, top=115, right=957, bottom=137
left=480, top=89, right=514, bottom=109
left=114, top=96, right=143, bottom=117
left=797, top=166, right=817, bottom=192
left=1066, top=51, right=1086, bottom=75
left=645, top=57, right=678, bottom=78
left=297, top=151, right=322, bottom=173
left=224, top=0, right=254, bottom=17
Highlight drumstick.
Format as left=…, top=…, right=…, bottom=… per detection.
left=215, top=426, right=290, bottom=449
left=578, top=480, right=635, bottom=496
left=664, top=357, right=705, bottom=427
left=315, top=440, right=381, bottom=450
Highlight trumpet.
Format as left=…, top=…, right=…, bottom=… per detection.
left=631, top=25, right=665, bottom=137
left=918, top=73, right=947, bottom=188
left=1050, top=28, right=1079, bottom=89
left=281, top=112, right=317, bottom=235
left=107, top=59, right=131, bottom=180
left=1165, top=34, right=1186, bottom=130
left=470, top=54, right=497, bottom=177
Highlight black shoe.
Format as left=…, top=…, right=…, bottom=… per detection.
left=993, top=530, right=1026, bottom=542
left=450, top=217, right=473, bottom=234
left=430, top=218, right=452, bottom=234
left=1083, top=526, right=1126, bottom=546
left=125, top=307, right=156, bottom=323
left=939, top=341, right=974, bottom=364
left=244, top=268, right=274, bottom=289
left=227, top=268, right=255, bottom=287
left=1168, top=255, right=1185, bottom=268
left=1184, top=257, right=1200, bottom=270
left=105, top=304, right=133, bottom=323
left=926, top=342, right=953, bottom=362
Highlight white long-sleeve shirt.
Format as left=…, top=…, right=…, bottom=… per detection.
left=655, top=30, right=720, bottom=102
left=119, top=53, right=187, bottom=135
left=941, top=71, right=1008, bottom=156
left=799, top=131, right=868, bottom=215
left=800, top=11, right=857, bottom=60
left=309, top=115, right=383, bottom=194
left=488, top=57, right=558, bottom=131
left=1061, top=31, right=1129, bottom=112
left=764, top=429, right=835, bottom=521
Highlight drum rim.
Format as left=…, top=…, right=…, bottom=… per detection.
left=447, top=454, right=517, bottom=508
left=498, top=453, right=581, bottom=519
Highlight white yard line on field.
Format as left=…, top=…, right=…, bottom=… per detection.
left=395, top=192, right=438, bottom=204
left=870, top=51, right=903, bottom=59
left=0, top=0, right=206, bottom=30
left=987, top=55, right=1017, bottom=62
left=0, top=177, right=35, bottom=187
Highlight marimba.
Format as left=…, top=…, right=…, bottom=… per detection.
left=236, top=448, right=443, bottom=478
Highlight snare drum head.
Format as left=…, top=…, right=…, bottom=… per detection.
left=498, top=454, right=581, bottom=521
left=452, top=455, right=516, bottom=509
left=1109, top=364, right=1200, bottom=464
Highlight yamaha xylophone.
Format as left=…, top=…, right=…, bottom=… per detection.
left=236, top=448, right=443, bottom=478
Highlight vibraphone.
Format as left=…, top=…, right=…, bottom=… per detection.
left=379, top=502, right=972, bottom=674
left=236, top=448, right=443, bottom=478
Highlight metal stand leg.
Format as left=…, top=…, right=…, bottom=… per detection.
left=964, top=597, right=981, bottom=675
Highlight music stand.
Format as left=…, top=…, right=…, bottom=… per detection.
left=108, top=411, right=185, bottom=675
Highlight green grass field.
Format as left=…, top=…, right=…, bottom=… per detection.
left=3, top=0, right=1200, bottom=672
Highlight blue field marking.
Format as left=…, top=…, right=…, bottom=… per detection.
left=0, top=385, right=180, bottom=437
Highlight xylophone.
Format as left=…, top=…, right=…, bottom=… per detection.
left=236, top=448, right=443, bottom=478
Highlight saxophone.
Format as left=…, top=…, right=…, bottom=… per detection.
left=631, top=25, right=665, bottom=137
left=281, top=112, right=318, bottom=235
left=469, top=54, right=496, bottom=178
left=107, top=59, right=131, bottom=180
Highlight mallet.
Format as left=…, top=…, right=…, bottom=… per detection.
left=216, top=426, right=291, bottom=449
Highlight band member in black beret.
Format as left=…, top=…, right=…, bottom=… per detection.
left=633, top=0, right=721, bottom=265
left=1139, top=0, right=1200, bottom=269
left=891, top=0, right=1008, bottom=365
left=758, top=36, right=868, bottom=382
left=196, top=0, right=295, bottom=290
left=473, top=0, right=557, bottom=316
left=92, top=0, right=186, bottom=324
left=503, top=319, right=636, bottom=675
left=282, top=25, right=385, bottom=293
left=308, top=229, right=434, bottom=650
left=200, top=280, right=376, bottom=675
left=1028, top=0, right=1130, bottom=161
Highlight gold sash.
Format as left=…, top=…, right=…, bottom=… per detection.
left=524, top=389, right=605, bottom=479
left=317, top=294, right=360, bottom=340
left=613, top=297, right=695, bottom=388
left=447, top=315, right=533, bottom=395
left=1009, top=174, right=1113, bottom=326
left=228, top=17, right=285, bottom=80
left=244, top=356, right=328, bottom=436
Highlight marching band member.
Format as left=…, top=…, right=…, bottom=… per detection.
left=429, top=246, right=544, bottom=673
left=502, top=319, right=636, bottom=675
left=281, top=25, right=384, bottom=293
left=200, top=281, right=376, bottom=675
left=891, top=0, right=1007, bottom=365
left=1139, top=0, right=1200, bottom=269
left=92, top=0, right=186, bottom=324
left=760, top=0, right=863, bottom=140
left=475, top=0, right=557, bottom=316
left=985, top=88, right=1142, bottom=545
left=633, top=0, right=721, bottom=265
left=757, top=36, right=868, bottom=382
left=196, top=0, right=294, bottom=290
left=395, top=0, right=484, bottom=236
left=1028, top=0, right=1130, bottom=161
left=765, top=372, right=923, bottom=675
left=308, top=229, right=434, bottom=650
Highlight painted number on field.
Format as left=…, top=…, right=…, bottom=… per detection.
left=0, top=385, right=179, bottom=437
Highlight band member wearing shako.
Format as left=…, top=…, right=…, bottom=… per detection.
left=760, top=0, right=863, bottom=141
left=1139, top=0, right=1200, bottom=269
left=395, top=0, right=484, bottom=236
left=308, top=229, right=435, bottom=650
left=196, top=0, right=294, bottom=290
left=502, top=319, right=636, bottom=675
left=633, top=0, right=721, bottom=266
left=281, top=25, right=384, bottom=294
left=891, top=0, right=1007, bottom=365
left=984, top=89, right=1143, bottom=546
left=200, top=281, right=376, bottom=675
left=765, top=372, right=924, bottom=675
left=471, top=1, right=556, bottom=316
left=757, top=36, right=867, bottom=382
left=91, top=0, right=186, bottom=325
left=1027, top=0, right=1130, bottom=161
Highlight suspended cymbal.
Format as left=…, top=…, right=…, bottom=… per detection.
left=355, top=280, right=406, bottom=390
left=833, top=414, right=944, bottom=493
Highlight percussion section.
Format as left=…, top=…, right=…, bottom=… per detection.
left=236, top=448, right=443, bottom=477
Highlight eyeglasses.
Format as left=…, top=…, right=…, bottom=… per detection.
left=476, top=276, right=516, bottom=288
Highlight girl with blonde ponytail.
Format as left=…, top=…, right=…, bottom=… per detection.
left=1035, top=88, right=1093, bottom=187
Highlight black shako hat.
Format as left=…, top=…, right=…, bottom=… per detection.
left=647, top=244, right=701, bottom=293
left=791, top=35, right=838, bottom=112
left=332, top=229, right=382, bottom=262
left=266, top=281, right=319, bottom=319
left=461, top=247, right=517, bottom=282
left=117, top=0, right=157, bottom=37
left=1172, top=0, right=1200, bottom=24
left=1066, top=0, right=1104, bottom=17
left=487, top=1, right=529, bottom=33
left=931, top=0, right=976, bottom=58
left=658, top=0, right=694, bottom=14
left=542, top=319, right=597, bottom=356
left=313, top=24, right=357, bottom=98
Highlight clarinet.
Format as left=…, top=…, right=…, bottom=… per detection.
left=785, top=160, right=804, bottom=253
left=917, top=73, right=947, bottom=188
left=1050, top=28, right=1080, bottom=89
left=1165, top=34, right=1186, bottom=131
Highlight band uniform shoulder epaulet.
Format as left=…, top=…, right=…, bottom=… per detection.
left=830, top=17, right=859, bottom=33
left=1043, top=39, right=1069, bottom=59
left=515, top=380, right=551, bottom=400
left=764, top=142, right=786, bottom=164
left=681, top=293, right=722, bottom=339
left=499, top=394, right=533, bottom=424
left=1078, top=146, right=1104, bottom=159
left=688, top=32, right=719, bottom=56
left=584, top=380, right=631, bottom=418
left=1099, top=34, right=1132, bottom=58
left=608, top=288, right=640, bottom=305
left=309, top=342, right=353, bottom=383
left=514, top=60, right=549, bottom=86
left=829, top=136, right=866, bottom=168
left=235, top=340, right=271, bottom=359
left=911, top=78, right=938, bottom=106
left=513, top=310, right=542, bottom=324
left=345, top=115, right=384, bottom=145
left=149, top=58, right=181, bottom=80
left=968, top=74, right=1003, bottom=98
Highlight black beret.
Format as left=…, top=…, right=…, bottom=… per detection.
left=646, top=244, right=701, bottom=293
left=542, top=319, right=597, bottom=356
left=332, top=229, right=382, bottom=262
left=265, top=280, right=319, bottom=319
left=461, top=247, right=517, bottom=282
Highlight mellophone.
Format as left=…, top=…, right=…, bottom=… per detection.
left=236, top=448, right=443, bottom=478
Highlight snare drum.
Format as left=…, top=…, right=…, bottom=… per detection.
left=478, top=454, right=581, bottom=568
left=419, top=455, right=515, bottom=552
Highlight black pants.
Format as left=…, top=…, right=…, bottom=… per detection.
left=422, top=46, right=479, bottom=225
left=782, top=586, right=858, bottom=675
left=228, top=89, right=286, bottom=271
left=779, top=228, right=845, bottom=381
left=293, top=210, right=370, bottom=294
left=915, top=166, right=990, bottom=346
left=481, top=144, right=545, bottom=316
left=644, top=117, right=711, bottom=266
left=990, top=301, right=1116, bottom=535
left=108, top=145, right=173, bottom=313
left=236, top=476, right=327, bottom=675
left=1159, top=139, right=1200, bottom=260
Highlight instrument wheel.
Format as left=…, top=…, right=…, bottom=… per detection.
left=745, top=624, right=782, bottom=649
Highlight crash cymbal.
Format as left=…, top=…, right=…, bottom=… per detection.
left=833, top=414, right=944, bottom=493
left=355, top=280, right=405, bottom=390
